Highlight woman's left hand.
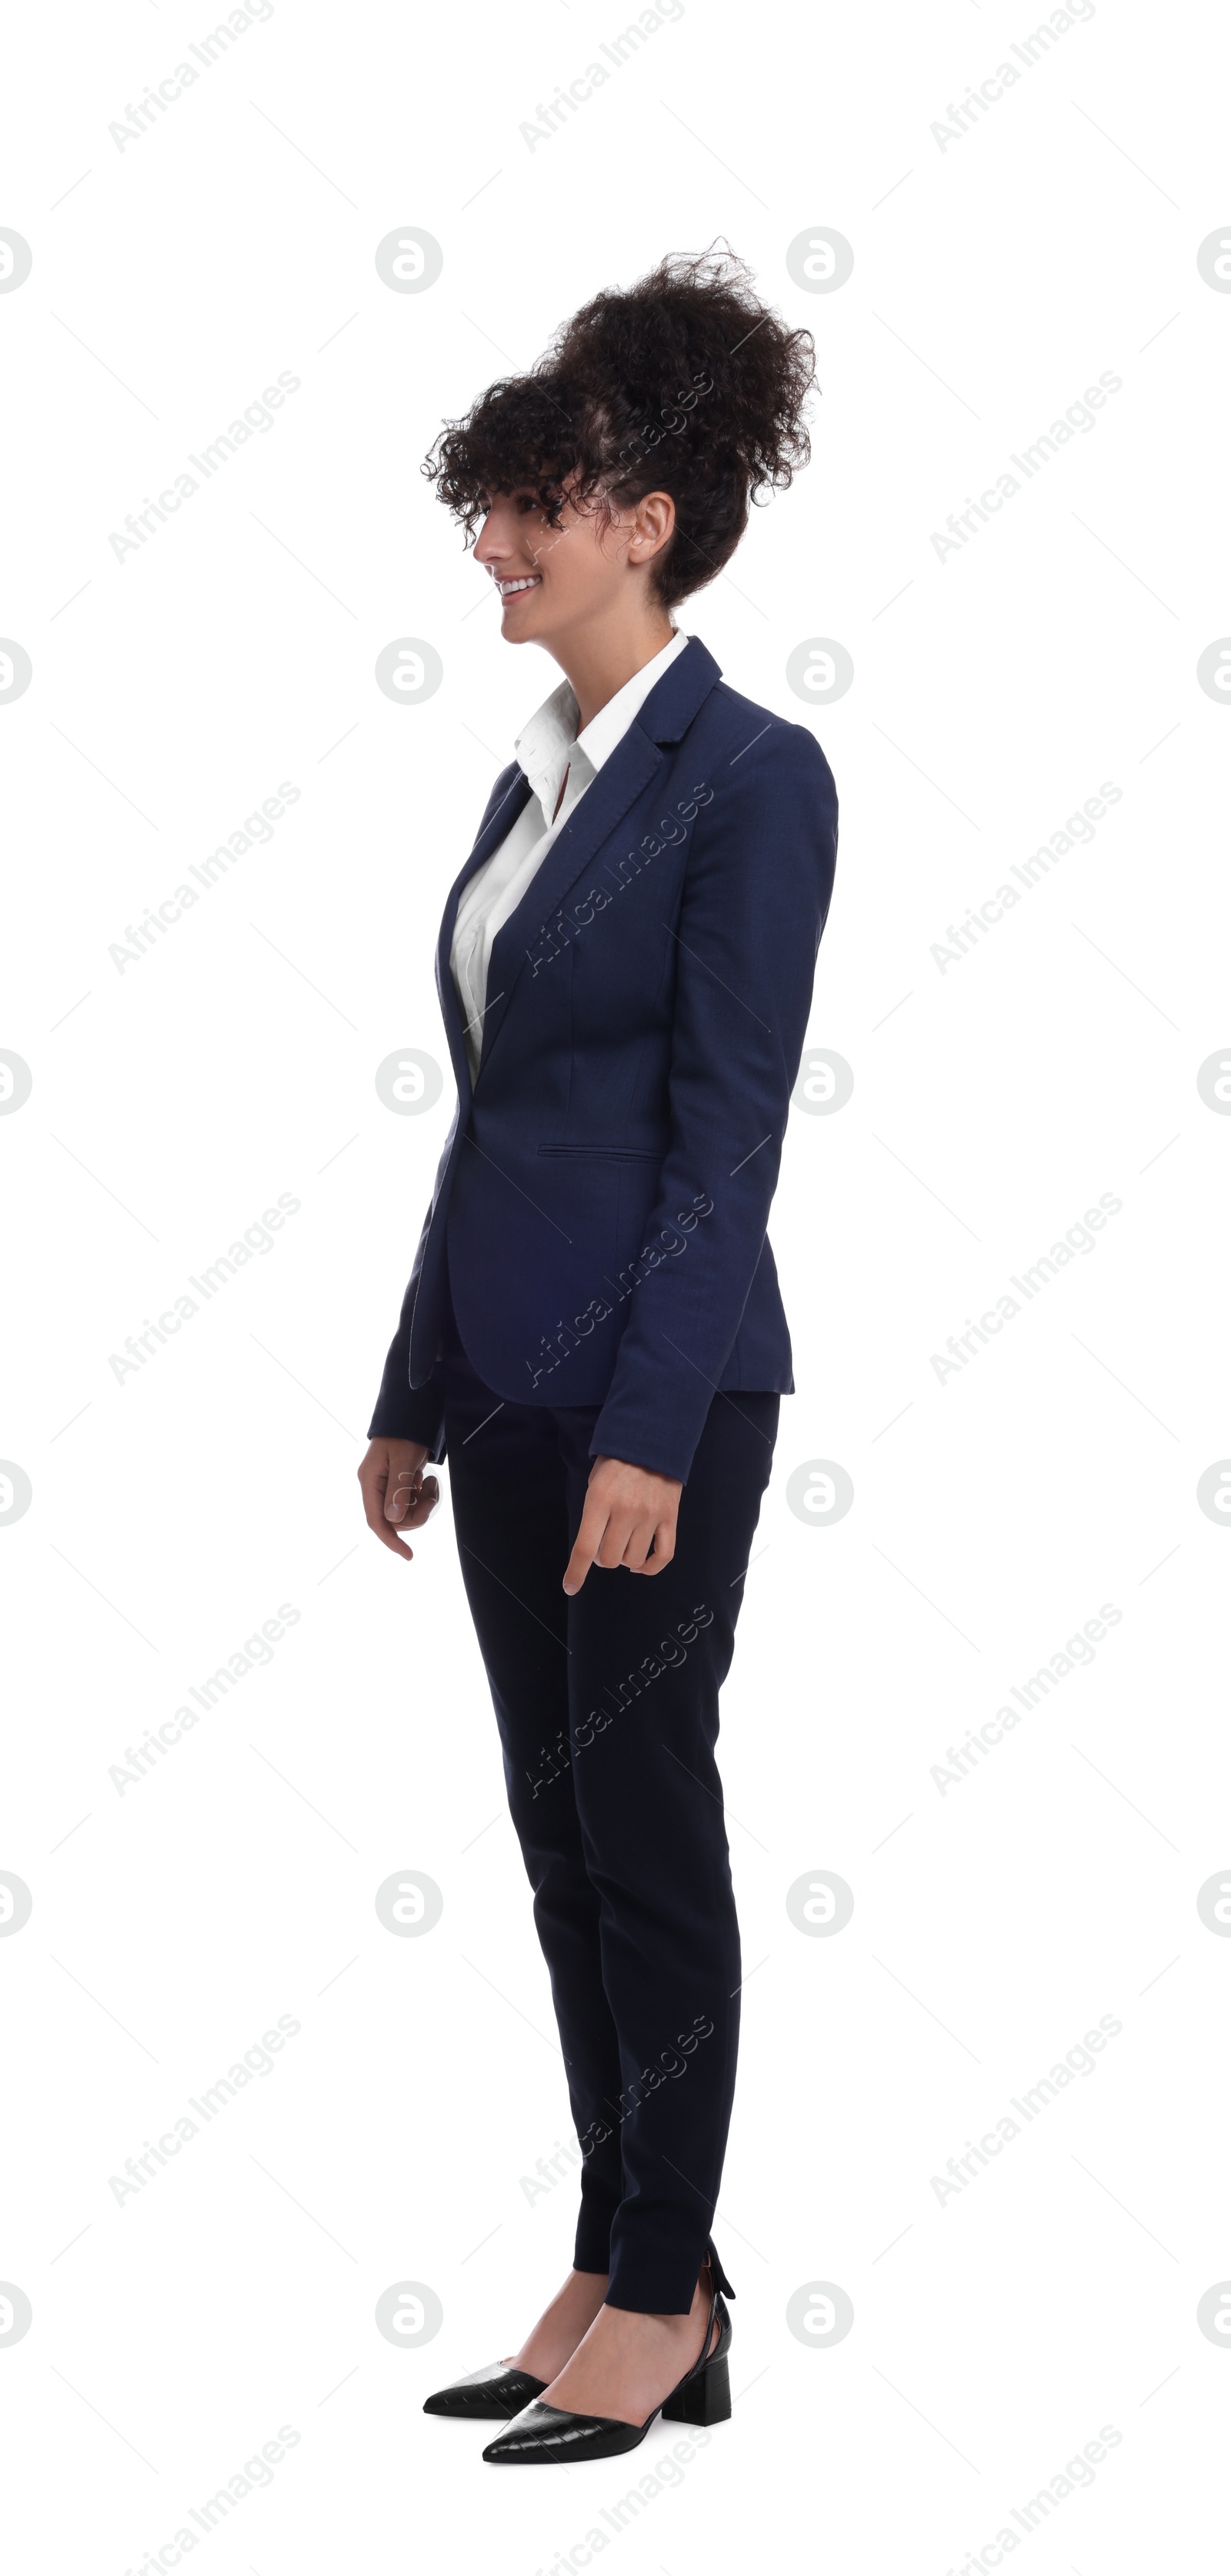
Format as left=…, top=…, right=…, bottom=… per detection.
left=562, top=1455, right=682, bottom=1594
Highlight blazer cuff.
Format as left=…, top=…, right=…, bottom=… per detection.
left=588, top=1386, right=709, bottom=1487
left=366, top=1372, right=448, bottom=1461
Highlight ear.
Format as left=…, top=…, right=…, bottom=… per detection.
left=628, top=489, right=676, bottom=562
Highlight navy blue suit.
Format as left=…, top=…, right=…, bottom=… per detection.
left=369, top=636, right=838, bottom=1484
left=368, top=638, right=838, bottom=2309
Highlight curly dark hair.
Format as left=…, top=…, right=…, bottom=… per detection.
left=422, top=245, right=817, bottom=609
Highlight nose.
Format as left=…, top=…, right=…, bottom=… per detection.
left=474, top=500, right=521, bottom=572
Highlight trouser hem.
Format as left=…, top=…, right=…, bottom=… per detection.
left=602, top=2234, right=736, bottom=2316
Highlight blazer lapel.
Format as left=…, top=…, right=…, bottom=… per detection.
left=475, top=725, right=664, bottom=1085
left=434, top=765, right=533, bottom=1106
left=440, top=637, right=725, bottom=1096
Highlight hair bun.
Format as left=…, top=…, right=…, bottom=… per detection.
left=424, top=242, right=818, bottom=609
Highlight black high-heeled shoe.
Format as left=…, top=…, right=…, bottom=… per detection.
left=422, top=2361, right=546, bottom=2420
left=481, top=2271, right=732, bottom=2464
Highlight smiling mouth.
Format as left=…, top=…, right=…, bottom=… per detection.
left=495, top=574, right=542, bottom=599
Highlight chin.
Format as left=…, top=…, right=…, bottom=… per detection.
left=502, top=604, right=548, bottom=642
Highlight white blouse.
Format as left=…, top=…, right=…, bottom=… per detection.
left=450, top=627, right=689, bottom=1082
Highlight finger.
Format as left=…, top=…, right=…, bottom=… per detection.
left=399, top=1475, right=439, bottom=1530
left=359, top=1464, right=415, bottom=1560
left=597, top=1511, right=636, bottom=1570
left=363, top=1488, right=414, bottom=1558
left=650, top=1517, right=676, bottom=1571
left=619, top=1516, right=660, bottom=1572
left=384, top=1465, right=422, bottom=1524
left=629, top=1517, right=677, bottom=1577
left=562, top=1488, right=611, bottom=1594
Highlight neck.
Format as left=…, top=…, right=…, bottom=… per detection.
left=551, top=611, right=677, bottom=732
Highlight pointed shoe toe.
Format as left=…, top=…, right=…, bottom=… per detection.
left=422, top=2362, right=546, bottom=2419
left=482, top=2399, right=649, bottom=2464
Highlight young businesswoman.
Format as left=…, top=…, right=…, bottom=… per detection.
left=359, top=249, right=838, bottom=2464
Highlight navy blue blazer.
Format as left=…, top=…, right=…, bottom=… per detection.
left=369, top=636, right=838, bottom=1484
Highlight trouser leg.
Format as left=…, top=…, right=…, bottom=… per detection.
left=440, top=1346, right=627, bottom=2271
left=552, top=1387, right=779, bottom=2314
left=441, top=1323, right=777, bottom=2310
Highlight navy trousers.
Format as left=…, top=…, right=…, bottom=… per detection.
left=439, top=1291, right=778, bottom=2314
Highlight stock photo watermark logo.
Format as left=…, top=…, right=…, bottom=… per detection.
left=1195, top=1050, right=1231, bottom=1113
left=785, top=1460, right=854, bottom=1525
left=375, top=1050, right=444, bottom=1113
left=0, top=229, right=33, bottom=292
left=0, top=1873, right=34, bottom=1936
left=929, top=1, right=1097, bottom=152
left=528, top=2429, right=712, bottom=2572
left=108, top=375, right=302, bottom=564
left=108, top=2017, right=302, bottom=2206
left=1196, top=2284, right=1231, bottom=2345
left=375, top=2281, right=444, bottom=2346
left=108, top=1193, right=302, bottom=1387
left=931, top=782, right=1123, bottom=971
left=1196, top=1872, right=1231, bottom=1934
left=374, top=229, right=443, bottom=293
left=942, top=2421, right=1123, bottom=2574
left=519, top=0, right=686, bottom=150
left=108, top=1, right=275, bottom=150
left=107, top=1606, right=301, bottom=1794
left=374, top=1871, right=443, bottom=1935
left=786, top=1870, right=854, bottom=1935
left=108, top=782, right=301, bottom=971
left=930, top=372, right=1123, bottom=564
left=1196, top=1462, right=1231, bottom=1522
left=0, top=2283, right=33, bottom=2346
left=785, top=229, right=855, bottom=295
left=0, top=1050, right=32, bottom=1113
left=929, top=1604, right=1123, bottom=1796
left=786, top=639, right=854, bottom=706
left=930, top=1193, right=1123, bottom=1384
left=0, top=639, right=32, bottom=703
left=1197, top=231, right=1231, bottom=292
left=1196, top=639, right=1231, bottom=701
left=792, top=1047, right=853, bottom=1114
left=117, top=2424, right=301, bottom=2573
left=786, top=2281, right=854, bottom=2346
left=0, top=1461, right=33, bottom=1524
left=375, top=639, right=443, bottom=702
left=930, top=2016, right=1123, bottom=2207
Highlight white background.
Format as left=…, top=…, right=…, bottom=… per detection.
left=2, top=1, right=1229, bottom=2568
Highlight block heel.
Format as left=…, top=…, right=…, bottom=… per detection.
left=662, top=2352, right=731, bottom=2425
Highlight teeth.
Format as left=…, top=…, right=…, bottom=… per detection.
left=499, top=576, right=540, bottom=596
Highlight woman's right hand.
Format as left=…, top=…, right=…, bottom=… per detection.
left=358, top=1439, right=439, bottom=1560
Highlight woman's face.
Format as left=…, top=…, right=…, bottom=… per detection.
left=472, top=480, right=674, bottom=646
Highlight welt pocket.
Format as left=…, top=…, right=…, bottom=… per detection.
left=536, top=1143, right=665, bottom=1163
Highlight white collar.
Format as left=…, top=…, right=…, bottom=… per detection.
left=513, top=629, right=688, bottom=815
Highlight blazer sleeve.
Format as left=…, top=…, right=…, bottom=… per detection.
left=365, top=760, right=525, bottom=1457
left=365, top=1263, right=447, bottom=1456
left=366, top=1109, right=458, bottom=1458
left=589, top=721, right=838, bottom=1485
